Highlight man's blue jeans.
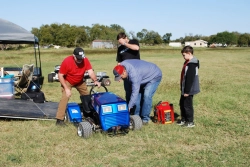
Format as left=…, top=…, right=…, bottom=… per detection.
left=134, top=77, right=162, bottom=122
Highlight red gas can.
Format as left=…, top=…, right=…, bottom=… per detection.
left=154, top=101, right=175, bottom=124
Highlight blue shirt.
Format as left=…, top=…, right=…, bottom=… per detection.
left=121, top=59, right=162, bottom=108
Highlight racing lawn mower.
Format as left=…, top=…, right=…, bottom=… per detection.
left=48, top=65, right=60, bottom=83
left=48, top=65, right=111, bottom=94
left=65, top=78, right=143, bottom=138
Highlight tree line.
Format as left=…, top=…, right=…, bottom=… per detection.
left=31, top=23, right=250, bottom=47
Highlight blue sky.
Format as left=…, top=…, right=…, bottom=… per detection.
left=1, top=0, right=249, bottom=40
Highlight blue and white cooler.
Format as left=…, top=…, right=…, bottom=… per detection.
left=0, top=75, right=15, bottom=99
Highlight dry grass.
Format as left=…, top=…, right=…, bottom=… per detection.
left=0, top=47, right=250, bottom=167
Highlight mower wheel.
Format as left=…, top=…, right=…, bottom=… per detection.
left=129, top=115, right=142, bottom=130
left=77, top=121, right=93, bottom=138
left=48, top=73, right=53, bottom=83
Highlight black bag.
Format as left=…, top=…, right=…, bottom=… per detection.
left=21, top=91, right=46, bottom=103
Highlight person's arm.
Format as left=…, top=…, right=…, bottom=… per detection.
left=128, top=83, right=140, bottom=111
left=58, top=73, right=71, bottom=98
left=127, top=73, right=141, bottom=110
left=124, top=42, right=139, bottom=50
left=118, top=38, right=139, bottom=51
left=87, top=69, right=101, bottom=87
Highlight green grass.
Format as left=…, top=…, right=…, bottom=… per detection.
left=0, top=47, right=250, bottom=167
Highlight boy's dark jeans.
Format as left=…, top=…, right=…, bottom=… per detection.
left=179, top=95, right=194, bottom=122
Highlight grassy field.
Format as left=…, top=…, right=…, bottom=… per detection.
left=0, top=47, right=250, bottom=167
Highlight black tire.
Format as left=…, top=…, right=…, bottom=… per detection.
left=77, top=121, right=93, bottom=138
left=89, top=85, right=108, bottom=95
left=129, top=115, right=142, bottom=130
left=48, top=73, right=53, bottom=83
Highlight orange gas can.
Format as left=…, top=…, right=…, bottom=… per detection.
left=153, top=101, right=175, bottom=124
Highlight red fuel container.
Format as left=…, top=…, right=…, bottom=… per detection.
left=154, top=101, right=175, bottom=124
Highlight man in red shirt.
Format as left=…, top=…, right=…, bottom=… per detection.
left=55, top=47, right=101, bottom=126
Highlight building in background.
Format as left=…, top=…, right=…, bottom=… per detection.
left=185, top=40, right=208, bottom=47
left=169, top=42, right=182, bottom=47
left=92, top=40, right=114, bottom=49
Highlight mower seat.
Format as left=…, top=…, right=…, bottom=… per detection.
left=14, top=64, right=34, bottom=94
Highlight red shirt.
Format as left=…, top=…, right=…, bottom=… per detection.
left=180, top=60, right=189, bottom=85
left=59, top=55, right=92, bottom=85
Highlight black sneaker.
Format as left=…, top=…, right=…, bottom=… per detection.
left=182, top=122, right=195, bottom=128
left=176, top=120, right=185, bottom=126
left=56, top=119, right=67, bottom=126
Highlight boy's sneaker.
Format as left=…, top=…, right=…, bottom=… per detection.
left=182, top=122, right=195, bottom=128
left=176, top=120, right=185, bottom=126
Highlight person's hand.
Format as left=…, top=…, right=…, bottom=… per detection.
left=118, top=38, right=126, bottom=45
left=184, top=93, right=189, bottom=97
left=65, top=88, right=72, bottom=98
left=94, top=81, right=101, bottom=88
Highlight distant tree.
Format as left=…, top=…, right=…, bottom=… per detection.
left=129, top=31, right=137, bottom=40
left=54, top=23, right=70, bottom=46
left=38, top=24, right=54, bottom=45
left=89, top=24, right=106, bottom=41
left=201, top=36, right=210, bottom=42
left=110, top=24, right=125, bottom=33
left=31, top=22, right=250, bottom=47
left=208, top=35, right=217, bottom=44
left=154, top=34, right=163, bottom=44
left=213, top=31, right=238, bottom=45
left=173, top=37, right=183, bottom=43
left=65, top=25, right=87, bottom=47
left=31, top=27, right=40, bottom=40
left=193, top=34, right=202, bottom=40
left=50, top=23, right=62, bottom=45
left=109, top=24, right=126, bottom=42
left=184, top=35, right=193, bottom=42
left=238, top=33, right=250, bottom=46
left=136, top=29, right=148, bottom=43
left=179, top=37, right=185, bottom=44
left=89, top=23, right=124, bottom=42
left=81, top=25, right=92, bottom=42
left=162, top=33, right=172, bottom=43
left=143, top=30, right=162, bottom=45
left=136, top=32, right=144, bottom=42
